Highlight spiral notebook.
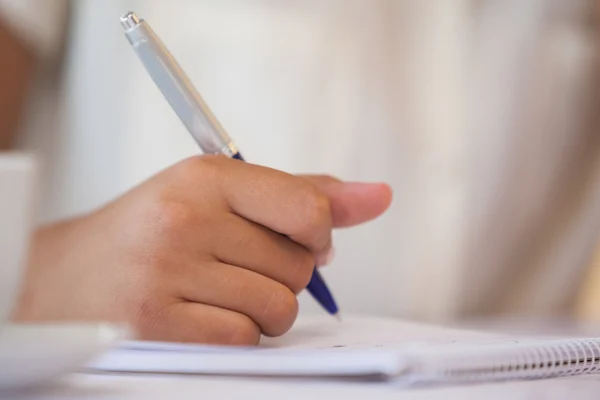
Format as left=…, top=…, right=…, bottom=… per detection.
left=89, top=316, right=600, bottom=385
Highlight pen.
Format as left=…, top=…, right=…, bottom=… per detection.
left=120, top=11, right=340, bottom=318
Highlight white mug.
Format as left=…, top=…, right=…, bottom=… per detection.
left=0, top=153, right=36, bottom=328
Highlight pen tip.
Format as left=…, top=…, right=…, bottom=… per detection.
left=334, top=313, right=342, bottom=322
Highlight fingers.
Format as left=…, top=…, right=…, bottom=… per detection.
left=141, top=157, right=395, bottom=347
left=209, top=213, right=314, bottom=293
left=176, top=156, right=333, bottom=255
left=136, top=301, right=261, bottom=345
left=300, top=175, right=393, bottom=228
left=175, top=261, right=298, bottom=337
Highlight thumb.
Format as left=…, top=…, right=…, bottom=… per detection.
left=300, top=175, right=393, bottom=228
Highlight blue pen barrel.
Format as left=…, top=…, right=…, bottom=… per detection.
left=306, top=269, right=339, bottom=314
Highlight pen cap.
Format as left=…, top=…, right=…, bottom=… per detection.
left=121, top=12, right=237, bottom=156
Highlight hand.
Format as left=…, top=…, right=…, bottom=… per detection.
left=13, top=156, right=392, bottom=345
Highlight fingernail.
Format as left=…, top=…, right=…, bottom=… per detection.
left=317, top=247, right=336, bottom=267
left=339, top=182, right=390, bottom=195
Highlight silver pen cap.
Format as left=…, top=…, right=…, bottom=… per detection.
left=120, top=12, right=238, bottom=157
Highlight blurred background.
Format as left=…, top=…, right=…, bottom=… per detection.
left=2, top=0, right=600, bottom=332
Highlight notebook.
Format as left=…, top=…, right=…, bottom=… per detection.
left=88, top=315, right=600, bottom=385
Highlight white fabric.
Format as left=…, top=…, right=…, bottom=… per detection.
left=0, top=0, right=67, bottom=59
left=3, top=0, right=600, bottom=321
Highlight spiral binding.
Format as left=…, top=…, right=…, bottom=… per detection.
left=408, top=338, right=600, bottom=383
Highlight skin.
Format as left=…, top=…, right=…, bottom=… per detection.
left=13, top=155, right=392, bottom=345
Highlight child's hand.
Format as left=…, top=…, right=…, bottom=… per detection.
left=13, top=156, right=392, bottom=345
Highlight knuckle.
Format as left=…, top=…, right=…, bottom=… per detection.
left=153, top=200, right=197, bottom=234
left=195, top=153, right=227, bottom=169
left=174, top=155, right=224, bottom=181
left=261, top=287, right=299, bottom=337
left=299, top=188, right=331, bottom=234
left=143, top=199, right=214, bottom=272
left=288, top=250, right=315, bottom=293
left=298, top=188, right=331, bottom=251
left=133, top=297, right=170, bottom=339
left=227, top=315, right=261, bottom=346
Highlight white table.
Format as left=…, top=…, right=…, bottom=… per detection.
left=13, top=373, right=600, bottom=400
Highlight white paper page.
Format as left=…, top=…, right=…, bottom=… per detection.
left=120, top=340, right=256, bottom=353
left=260, top=315, right=512, bottom=350
left=89, top=347, right=406, bottom=377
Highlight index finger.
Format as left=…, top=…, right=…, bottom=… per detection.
left=195, top=155, right=333, bottom=254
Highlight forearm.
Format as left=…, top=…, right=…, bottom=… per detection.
left=0, top=19, right=35, bottom=150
